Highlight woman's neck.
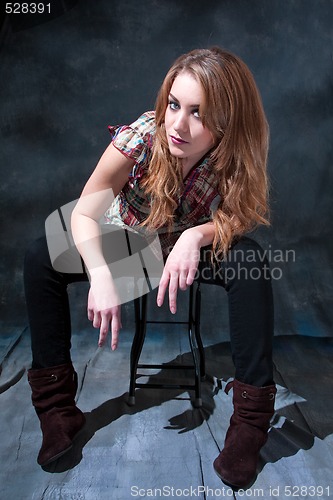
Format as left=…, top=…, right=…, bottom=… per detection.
left=181, top=155, right=206, bottom=180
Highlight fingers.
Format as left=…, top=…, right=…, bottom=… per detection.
left=97, top=310, right=122, bottom=349
left=92, top=311, right=101, bottom=329
left=186, top=267, right=197, bottom=286
left=157, top=270, right=179, bottom=313
left=168, top=267, right=197, bottom=312
left=157, top=274, right=168, bottom=308
left=87, top=280, right=122, bottom=349
left=168, top=272, right=179, bottom=314
left=87, top=307, right=121, bottom=349
left=98, top=312, right=109, bottom=347
left=178, top=269, right=188, bottom=291
left=110, top=313, right=122, bottom=351
left=87, top=301, right=95, bottom=322
left=157, top=268, right=194, bottom=314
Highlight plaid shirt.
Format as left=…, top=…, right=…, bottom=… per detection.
left=104, top=111, right=221, bottom=256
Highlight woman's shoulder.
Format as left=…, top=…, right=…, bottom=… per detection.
left=129, top=110, right=156, bottom=134
left=108, top=110, right=155, bottom=141
left=108, top=111, right=155, bottom=167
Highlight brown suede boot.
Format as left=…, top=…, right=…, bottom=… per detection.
left=28, top=363, right=86, bottom=466
left=213, top=379, right=276, bottom=491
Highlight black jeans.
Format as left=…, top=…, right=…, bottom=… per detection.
left=24, top=234, right=274, bottom=387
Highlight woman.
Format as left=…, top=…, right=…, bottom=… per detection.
left=24, top=47, right=276, bottom=490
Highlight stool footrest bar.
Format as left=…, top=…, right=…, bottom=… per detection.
left=146, top=320, right=188, bottom=325
left=138, top=363, right=195, bottom=370
left=135, top=382, right=197, bottom=390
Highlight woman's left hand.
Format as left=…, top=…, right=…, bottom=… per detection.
left=157, top=228, right=201, bottom=314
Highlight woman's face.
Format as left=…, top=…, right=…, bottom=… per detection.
left=164, top=71, right=214, bottom=171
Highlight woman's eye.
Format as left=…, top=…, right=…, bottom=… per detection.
left=193, top=109, right=200, bottom=118
left=169, top=101, right=179, bottom=111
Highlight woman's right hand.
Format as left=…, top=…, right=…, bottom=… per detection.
left=87, top=268, right=122, bottom=350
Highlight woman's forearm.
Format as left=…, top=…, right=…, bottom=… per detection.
left=71, top=211, right=108, bottom=275
left=184, top=222, right=215, bottom=248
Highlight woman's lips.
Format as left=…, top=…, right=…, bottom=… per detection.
left=170, top=135, right=188, bottom=145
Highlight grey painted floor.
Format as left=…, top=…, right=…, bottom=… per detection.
left=1, top=310, right=333, bottom=500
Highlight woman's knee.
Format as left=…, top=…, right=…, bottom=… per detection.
left=223, top=236, right=272, bottom=288
left=229, top=236, right=268, bottom=265
left=24, top=235, right=49, bottom=267
left=24, top=236, right=50, bottom=273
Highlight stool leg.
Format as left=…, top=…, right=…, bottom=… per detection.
left=128, top=293, right=148, bottom=406
left=194, top=282, right=205, bottom=379
left=188, top=284, right=202, bottom=408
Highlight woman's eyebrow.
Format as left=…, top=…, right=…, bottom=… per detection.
left=169, top=93, right=200, bottom=108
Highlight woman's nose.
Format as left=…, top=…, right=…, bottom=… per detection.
left=173, top=112, right=189, bottom=133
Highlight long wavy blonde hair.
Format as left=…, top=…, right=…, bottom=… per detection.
left=142, top=47, right=270, bottom=257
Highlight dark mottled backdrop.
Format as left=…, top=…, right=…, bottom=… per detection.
left=0, top=0, right=332, bottom=338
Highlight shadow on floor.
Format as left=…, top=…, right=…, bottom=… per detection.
left=42, top=342, right=317, bottom=475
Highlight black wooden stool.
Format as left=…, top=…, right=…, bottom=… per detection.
left=128, top=281, right=205, bottom=407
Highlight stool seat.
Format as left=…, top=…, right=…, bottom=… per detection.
left=128, top=281, right=205, bottom=407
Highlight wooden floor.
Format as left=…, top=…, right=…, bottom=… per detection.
left=1, top=304, right=333, bottom=500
